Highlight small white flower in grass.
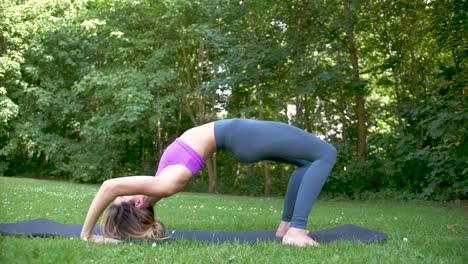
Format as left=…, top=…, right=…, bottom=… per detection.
left=403, top=237, right=408, bottom=242
left=152, top=242, right=157, bottom=247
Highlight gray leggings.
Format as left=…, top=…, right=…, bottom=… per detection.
left=214, top=118, right=337, bottom=229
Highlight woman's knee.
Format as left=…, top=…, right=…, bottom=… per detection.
left=324, top=143, right=337, bottom=164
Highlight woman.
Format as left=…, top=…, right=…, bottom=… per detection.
left=80, top=118, right=337, bottom=247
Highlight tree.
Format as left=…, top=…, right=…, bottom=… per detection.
left=1, top=0, right=465, bottom=200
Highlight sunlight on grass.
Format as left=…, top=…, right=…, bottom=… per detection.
left=0, top=177, right=466, bottom=263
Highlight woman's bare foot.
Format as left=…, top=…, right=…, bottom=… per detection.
left=282, top=227, right=319, bottom=247
left=275, top=221, right=291, bottom=238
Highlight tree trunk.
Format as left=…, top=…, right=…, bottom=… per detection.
left=206, top=155, right=217, bottom=193
left=181, top=38, right=218, bottom=192
left=339, top=84, right=349, bottom=160
left=343, top=0, right=367, bottom=160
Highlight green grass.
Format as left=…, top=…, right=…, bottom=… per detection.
left=0, top=177, right=466, bottom=263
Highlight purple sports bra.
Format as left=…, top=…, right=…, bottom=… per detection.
left=155, top=138, right=205, bottom=176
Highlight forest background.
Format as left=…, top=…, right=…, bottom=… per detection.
left=1, top=0, right=466, bottom=200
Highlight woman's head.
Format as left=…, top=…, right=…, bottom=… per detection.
left=101, top=202, right=166, bottom=240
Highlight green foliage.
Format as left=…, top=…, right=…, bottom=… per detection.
left=0, top=88, right=18, bottom=124
left=0, top=0, right=466, bottom=200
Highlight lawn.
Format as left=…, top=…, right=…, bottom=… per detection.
left=0, top=177, right=466, bottom=263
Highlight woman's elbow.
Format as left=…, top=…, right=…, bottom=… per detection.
left=101, top=179, right=118, bottom=194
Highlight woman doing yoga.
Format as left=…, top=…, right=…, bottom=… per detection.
left=80, top=118, right=337, bottom=247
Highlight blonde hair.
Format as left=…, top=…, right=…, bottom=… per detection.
left=101, top=202, right=166, bottom=240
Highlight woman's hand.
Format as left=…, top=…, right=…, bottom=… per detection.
left=82, top=235, right=120, bottom=244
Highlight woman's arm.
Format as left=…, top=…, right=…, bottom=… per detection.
left=80, top=165, right=192, bottom=241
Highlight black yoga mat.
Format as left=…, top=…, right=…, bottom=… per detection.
left=0, top=218, right=387, bottom=245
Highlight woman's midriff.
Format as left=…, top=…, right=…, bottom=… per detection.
left=179, top=122, right=216, bottom=161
